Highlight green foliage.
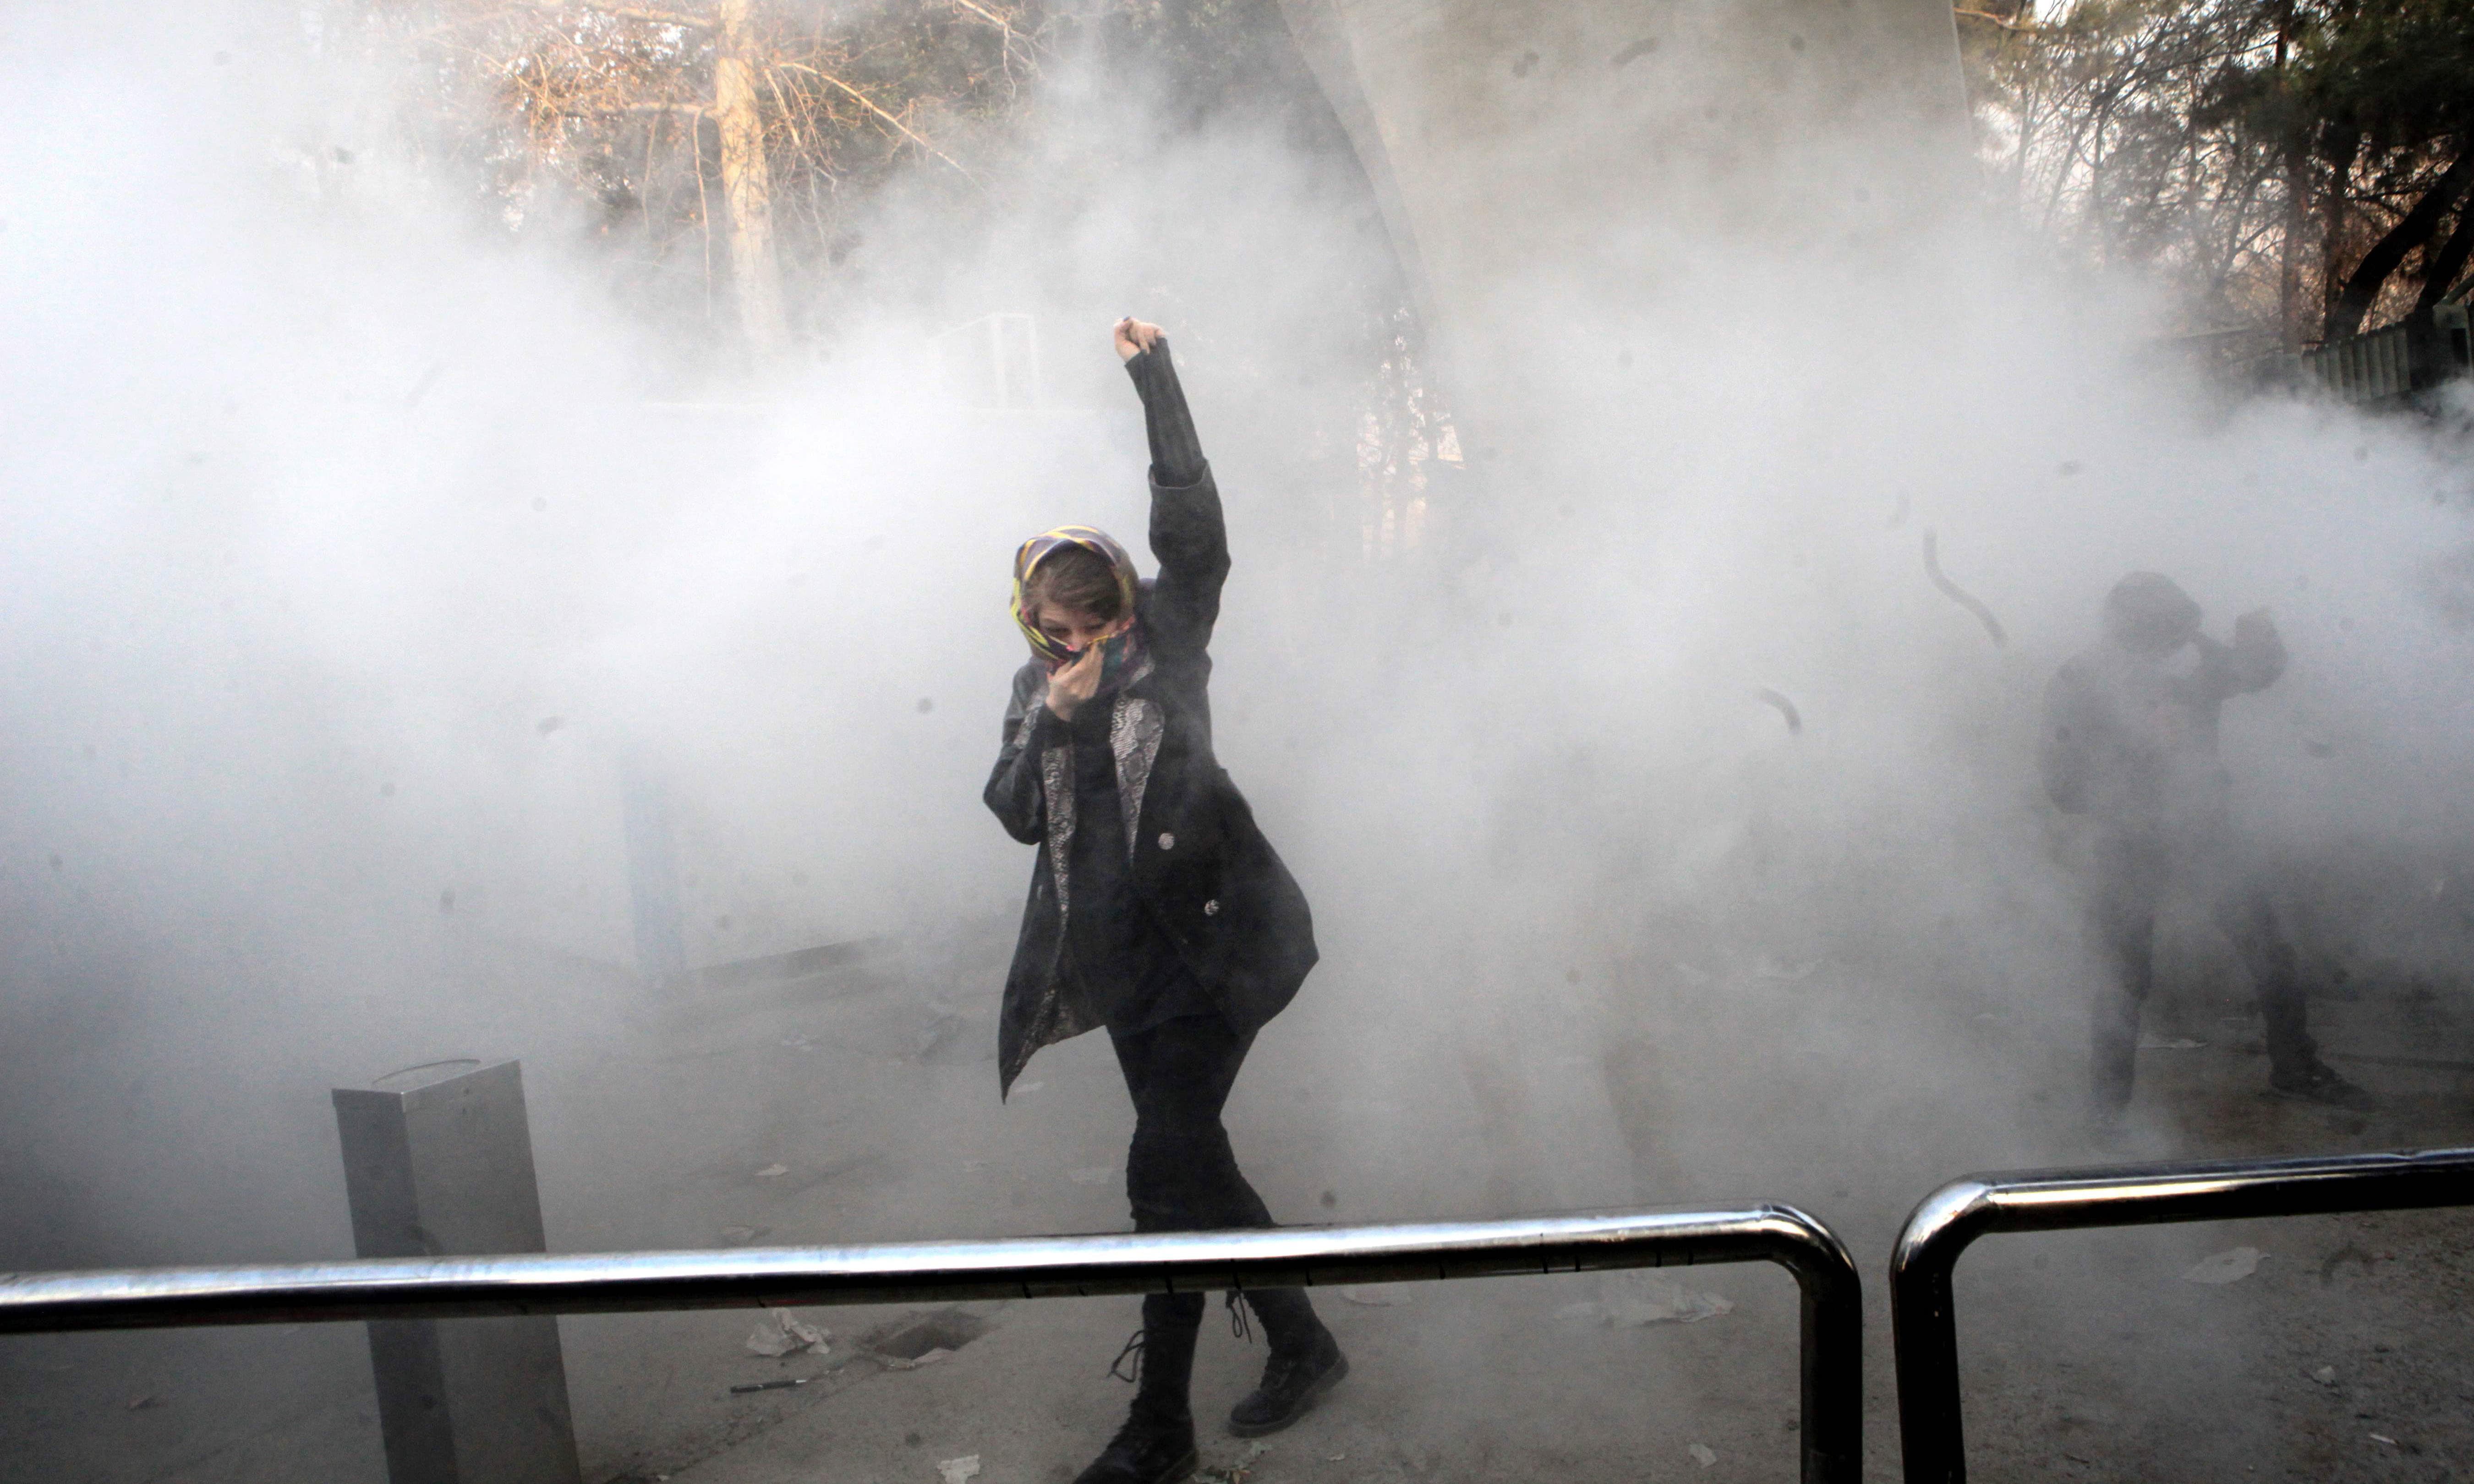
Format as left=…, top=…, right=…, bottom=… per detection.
left=1959, top=0, right=2474, bottom=338
left=2298, top=0, right=2474, bottom=151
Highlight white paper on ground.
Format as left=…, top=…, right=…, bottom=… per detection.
left=2182, top=1247, right=2264, bottom=1284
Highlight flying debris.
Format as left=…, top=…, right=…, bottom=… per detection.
left=404, top=361, right=445, bottom=409
left=1755, top=687, right=1803, bottom=736
left=1922, top=530, right=2008, bottom=647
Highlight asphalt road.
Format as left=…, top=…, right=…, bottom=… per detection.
left=4, top=928, right=2469, bottom=1484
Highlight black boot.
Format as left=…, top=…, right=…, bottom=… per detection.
left=1228, top=1289, right=1348, bottom=1438
left=2269, top=1061, right=2377, bottom=1111
left=2255, top=962, right=2373, bottom=1108
left=1076, top=1295, right=1201, bottom=1484
left=1074, top=1412, right=1196, bottom=1484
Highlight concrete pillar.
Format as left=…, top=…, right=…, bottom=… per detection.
left=333, top=1059, right=583, bottom=1484
left=621, top=752, right=688, bottom=981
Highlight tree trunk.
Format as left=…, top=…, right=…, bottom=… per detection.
left=2323, top=149, right=2474, bottom=343
left=2276, top=2, right=2304, bottom=351
left=2317, top=126, right=2361, bottom=340
left=713, top=0, right=788, bottom=359
left=2416, top=206, right=2474, bottom=311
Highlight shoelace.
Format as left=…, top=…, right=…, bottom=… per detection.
left=1111, top=1297, right=1257, bottom=1385
left=1225, top=1291, right=1254, bottom=1343
left=1107, top=1328, right=1145, bottom=1384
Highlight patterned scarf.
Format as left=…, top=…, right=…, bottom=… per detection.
left=1009, top=525, right=1141, bottom=672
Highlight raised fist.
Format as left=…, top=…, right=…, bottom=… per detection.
left=1113, top=317, right=1163, bottom=362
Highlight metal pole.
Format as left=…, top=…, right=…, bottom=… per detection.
left=1777, top=1212, right=1865, bottom=1484
left=333, top=1059, right=583, bottom=1484
left=1889, top=1146, right=2474, bottom=1484
left=0, top=1204, right=1862, bottom=1484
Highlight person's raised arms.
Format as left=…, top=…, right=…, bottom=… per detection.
left=1115, top=317, right=1206, bottom=489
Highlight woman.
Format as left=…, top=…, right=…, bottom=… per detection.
left=984, top=317, right=1345, bottom=1484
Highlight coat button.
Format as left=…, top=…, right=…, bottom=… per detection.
left=1158, top=832, right=1175, bottom=851
left=1202, top=899, right=1219, bottom=916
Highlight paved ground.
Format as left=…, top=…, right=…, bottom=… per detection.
left=5, top=924, right=2471, bottom=1484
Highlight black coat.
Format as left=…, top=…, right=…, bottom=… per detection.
left=984, top=463, right=1317, bottom=1094
left=2040, top=623, right=2285, bottom=835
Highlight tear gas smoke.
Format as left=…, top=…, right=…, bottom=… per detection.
left=4, top=1, right=2471, bottom=1479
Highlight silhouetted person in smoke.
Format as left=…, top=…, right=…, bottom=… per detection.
left=2042, top=572, right=2373, bottom=1126
left=984, top=317, right=1345, bottom=1484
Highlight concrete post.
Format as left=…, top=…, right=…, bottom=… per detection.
left=621, top=753, right=688, bottom=982
left=333, top=1059, right=583, bottom=1484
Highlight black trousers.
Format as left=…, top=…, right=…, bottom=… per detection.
left=1112, top=1014, right=1277, bottom=1232
left=1107, top=1013, right=1324, bottom=1419
left=2091, top=834, right=2316, bottom=1112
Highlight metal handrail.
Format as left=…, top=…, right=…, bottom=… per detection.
left=1889, top=1146, right=2474, bottom=1484
left=0, top=1204, right=1862, bottom=1483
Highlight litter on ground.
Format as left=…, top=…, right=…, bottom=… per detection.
left=744, top=1310, right=829, bottom=1358
left=1560, top=1273, right=1735, bottom=1326
left=1690, top=1443, right=1718, bottom=1467
left=755, top=1163, right=789, bottom=1178
left=2371, top=1434, right=2399, bottom=1447
left=2311, top=1366, right=2337, bottom=1386
left=2182, top=1247, right=2264, bottom=1284
left=728, top=1376, right=813, bottom=1394
left=885, top=1348, right=952, bottom=1371
left=936, top=1456, right=980, bottom=1484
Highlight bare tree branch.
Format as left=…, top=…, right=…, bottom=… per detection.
left=1954, top=9, right=2042, bottom=35
left=563, top=0, right=715, bottom=31
left=772, top=60, right=980, bottom=186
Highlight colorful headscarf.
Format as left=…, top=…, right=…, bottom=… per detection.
left=1009, top=525, right=1140, bottom=670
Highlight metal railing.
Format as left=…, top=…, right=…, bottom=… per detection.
left=0, top=1204, right=1863, bottom=1484
left=2301, top=301, right=2473, bottom=404
left=1889, top=1146, right=2474, bottom=1484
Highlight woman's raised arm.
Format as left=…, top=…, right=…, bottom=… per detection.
left=1114, top=319, right=1227, bottom=655
left=1116, top=316, right=1207, bottom=489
